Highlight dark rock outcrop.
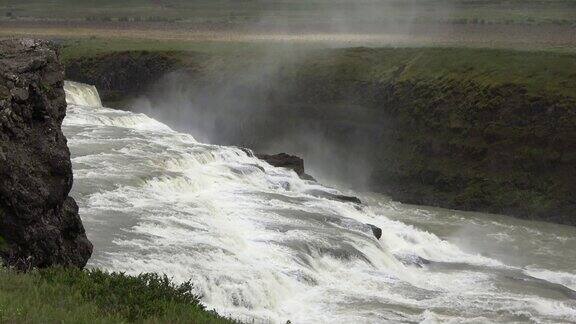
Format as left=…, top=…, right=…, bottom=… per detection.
left=367, top=224, right=382, bottom=240
left=257, top=153, right=316, bottom=181
left=257, top=153, right=305, bottom=175
left=334, top=195, right=362, bottom=204
left=0, top=39, right=92, bottom=270
left=305, top=189, right=362, bottom=205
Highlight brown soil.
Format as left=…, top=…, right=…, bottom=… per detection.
left=1, top=20, right=575, bottom=51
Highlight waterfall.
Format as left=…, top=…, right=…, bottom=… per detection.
left=64, top=81, right=102, bottom=107
left=62, top=81, right=576, bottom=324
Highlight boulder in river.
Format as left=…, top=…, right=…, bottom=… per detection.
left=334, top=195, right=362, bottom=204
left=305, top=189, right=363, bottom=205
left=0, top=39, right=93, bottom=270
left=367, top=224, right=382, bottom=240
left=256, top=152, right=316, bottom=181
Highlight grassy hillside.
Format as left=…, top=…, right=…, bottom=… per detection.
left=297, top=47, right=576, bottom=98
left=0, top=267, right=235, bottom=323
left=2, top=0, right=575, bottom=54
left=59, top=38, right=277, bottom=62
left=2, top=0, right=576, bottom=26
left=61, top=39, right=576, bottom=99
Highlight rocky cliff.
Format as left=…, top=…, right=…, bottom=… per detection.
left=0, top=39, right=92, bottom=270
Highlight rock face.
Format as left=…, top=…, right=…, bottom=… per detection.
left=0, top=39, right=92, bottom=270
left=305, top=189, right=363, bottom=205
left=367, top=224, right=382, bottom=240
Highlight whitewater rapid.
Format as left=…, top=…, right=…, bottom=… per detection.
left=63, top=81, right=576, bottom=323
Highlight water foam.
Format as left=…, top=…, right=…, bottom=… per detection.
left=525, top=269, right=576, bottom=291
left=63, top=81, right=576, bottom=323
left=64, top=81, right=103, bottom=107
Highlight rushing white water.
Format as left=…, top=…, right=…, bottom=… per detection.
left=63, top=82, right=576, bottom=323
left=65, top=80, right=102, bottom=107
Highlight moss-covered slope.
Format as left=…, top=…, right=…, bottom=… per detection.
left=285, top=48, right=576, bottom=224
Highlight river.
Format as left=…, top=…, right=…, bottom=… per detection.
left=62, top=81, right=576, bottom=323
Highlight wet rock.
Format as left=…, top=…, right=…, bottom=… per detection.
left=257, top=153, right=305, bottom=175
left=305, top=189, right=362, bottom=205
left=257, top=152, right=316, bottom=181
left=239, top=147, right=255, bottom=157
left=0, top=85, right=10, bottom=99
left=395, top=254, right=432, bottom=268
left=0, top=39, right=93, bottom=270
left=334, top=195, right=362, bottom=204
left=10, top=87, right=29, bottom=101
left=367, top=224, right=382, bottom=239
left=300, top=173, right=317, bottom=181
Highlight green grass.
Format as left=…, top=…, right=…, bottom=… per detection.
left=59, top=38, right=284, bottom=62
left=2, top=0, right=576, bottom=26
left=60, top=37, right=576, bottom=99
left=0, top=267, right=236, bottom=323
left=300, top=47, right=576, bottom=98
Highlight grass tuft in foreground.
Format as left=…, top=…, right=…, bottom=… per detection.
left=0, top=266, right=236, bottom=323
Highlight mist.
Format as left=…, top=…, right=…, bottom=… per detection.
left=129, top=0, right=457, bottom=189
